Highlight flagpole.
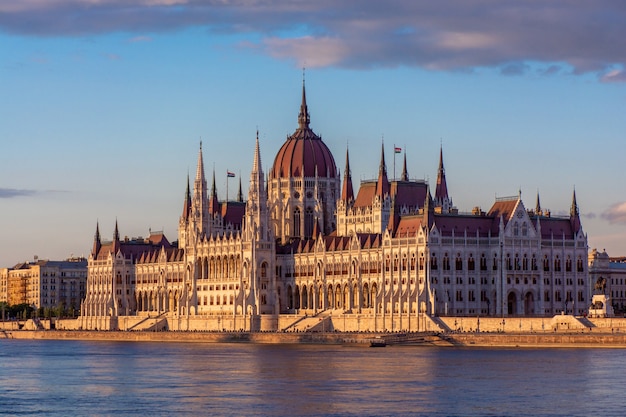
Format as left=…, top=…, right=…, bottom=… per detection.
left=393, top=144, right=396, bottom=181
left=226, top=170, right=229, bottom=202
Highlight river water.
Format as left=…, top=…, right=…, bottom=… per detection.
left=0, top=339, right=624, bottom=416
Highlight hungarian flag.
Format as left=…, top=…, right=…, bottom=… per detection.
left=394, top=146, right=402, bottom=153
left=227, top=171, right=235, bottom=178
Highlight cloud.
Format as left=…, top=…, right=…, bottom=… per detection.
left=128, top=35, right=152, bottom=43
left=601, top=68, right=626, bottom=83
left=1, top=1, right=625, bottom=77
left=0, top=188, right=37, bottom=198
left=602, top=202, right=626, bottom=225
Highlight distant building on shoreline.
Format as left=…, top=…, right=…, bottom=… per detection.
left=79, top=83, right=590, bottom=332
left=0, top=257, right=87, bottom=313
left=588, top=249, right=626, bottom=315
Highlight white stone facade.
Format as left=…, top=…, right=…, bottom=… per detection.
left=80, top=85, right=590, bottom=331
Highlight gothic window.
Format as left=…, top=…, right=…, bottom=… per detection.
left=293, top=207, right=301, bottom=237
left=554, top=256, right=561, bottom=272
left=305, top=207, right=314, bottom=238
left=431, top=253, right=438, bottom=270
left=543, top=255, right=550, bottom=271
left=514, top=254, right=521, bottom=271
left=577, top=257, right=584, bottom=272
left=443, top=253, right=450, bottom=271
left=480, top=254, right=487, bottom=271
left=506, top=254, right=512, bottom=271
left=522, top=223, right=528, bottom=236
left=455, top=254, right=463, bottom=271
left=522, top=254, right=528, bottom=271
left=565, top=256, right=572, bottom=272
left=493, top=253, right=498, bottom=271
left=532, top=255, right=537, bottom=271
left=468, top=254, right=475, bottom=271
left=513, top=222, right=519, bottom=236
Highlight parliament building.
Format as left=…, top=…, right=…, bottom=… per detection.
left=79, top=84, right=590, bottom=332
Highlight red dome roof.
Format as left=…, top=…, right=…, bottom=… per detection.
left=270, top=85, right=337, bottom=179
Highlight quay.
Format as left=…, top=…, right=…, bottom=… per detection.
left=4, top=328, right=626, bottom=348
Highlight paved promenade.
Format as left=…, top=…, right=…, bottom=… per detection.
left=4, top=329, right=626, bottom=348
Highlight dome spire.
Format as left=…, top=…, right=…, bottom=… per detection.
left=298, top=69, right=310, bottom=129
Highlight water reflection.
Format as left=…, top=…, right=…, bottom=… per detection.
left=0, top=340, right=624, bottom=416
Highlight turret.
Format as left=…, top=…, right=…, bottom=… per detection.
left=401, top=151, right=409, bottom=181
left=341, top=147, right=354, bottom=202
left=91, top=222, right=101, bottom=258
left=434, top=145, right=452, bottom=212
left=191, top=142, right=209, bottom=236
left=376, top=142, right=390, bottom=197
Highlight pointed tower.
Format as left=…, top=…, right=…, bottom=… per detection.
left=178, top=174, right=192, bottom=248
left=376, top=142, right=390, bottom=197
left=401, top=152, right=409, bottom=181
left=191, top=142, right=209, bottom=237
left=209, top=168, right=220, bottom=215
left=341, top=147, right=354, bottom=202
left=570, top=188, right=582, bottom=232
left=535, top=191, right=541, bottom=215
left=237, top=177, right=244, bottom=203
left=434, top=145, right=452, bottom=212
left=91, top=222, right=102, bottom=258
left=111, top=220, right=120, bottom=254
left=246, top=131, right=270, bottom=242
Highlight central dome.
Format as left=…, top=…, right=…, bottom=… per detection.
left=270, top=84, right=337, bottom=180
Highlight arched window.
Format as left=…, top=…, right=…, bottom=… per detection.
left=293, top=207, right=301, bottom=237
left=304, top=207, right=314, bottom=238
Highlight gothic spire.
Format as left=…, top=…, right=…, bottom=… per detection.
left=297, top=76, right=310, bottom=129
left=376, top=142, right=390, bottom=197
left=570, top=188, right=582, bottom=233
left=191, top=141, right=209, bottom=236
left=237, top=176, right=244, bottom=203
left=113, top=219, right=120, bottom=242
left=435, top=144, right=449, bottom=203
left=92, top=221, right=101, bottom=258
left=209, top=167, right=219, bottom=214
left=570, top=188, right=579, bottom=217
left=535, top=191, right=541, bottom=215
left=195, top=141, right=206, bottom=184
left=341, top=147, right=354, bottom=202
left=401, top=151, right=408, bottom=181
left=112, top=219, right=120, bottom=254
left=252, top=130, right=263, bottom=175
left=182, top=173, right=191, bottom=220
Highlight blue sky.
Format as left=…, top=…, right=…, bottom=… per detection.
left=1, top=1, right=626, bottom=267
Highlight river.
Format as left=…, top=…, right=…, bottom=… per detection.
left=0, top=340, right=623, bottom=416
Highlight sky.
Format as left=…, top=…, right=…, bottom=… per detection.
left=1, top=0, right=626, bottom=267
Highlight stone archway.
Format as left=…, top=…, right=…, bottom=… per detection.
left=524, top=291, right=534, bottom=316
left=507, top=292, right=517, bottom=315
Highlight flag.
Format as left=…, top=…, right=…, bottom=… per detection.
left=227, top=171, right=235, bottom=178
left=394, top=146, right=402, bottom=153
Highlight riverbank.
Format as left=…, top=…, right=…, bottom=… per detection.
left=4, top=329, right=626, bottom=348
